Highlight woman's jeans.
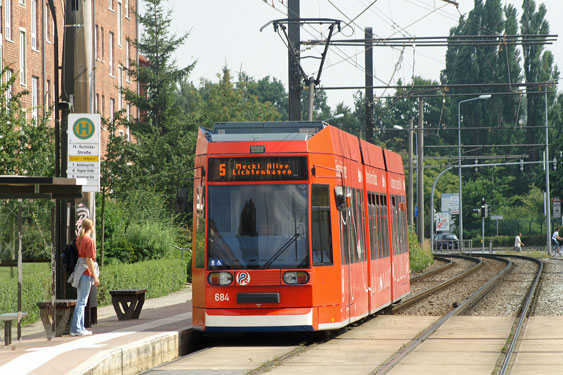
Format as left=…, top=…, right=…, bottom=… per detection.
left=70, top=274, right=92, bottom=334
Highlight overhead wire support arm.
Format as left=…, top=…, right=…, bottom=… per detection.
left=261, top=18, right=342, bottom=85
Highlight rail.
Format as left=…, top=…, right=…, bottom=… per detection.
left=376, top=254, right=513, bottom=374
left=394, top=255, right=482, bottom=312
left=497, top=255, right=543, bottom=375
left=410, top=256, right=453, bottom=282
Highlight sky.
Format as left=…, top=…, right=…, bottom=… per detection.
left=143, top=0, right=563, bottom=109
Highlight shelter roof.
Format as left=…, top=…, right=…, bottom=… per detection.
left=0, top=176, right=85, bottom=199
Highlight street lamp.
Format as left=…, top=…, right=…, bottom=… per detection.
left=457, top=94, right=491, bottom=249
left=323, top=113, right=344, bottom=123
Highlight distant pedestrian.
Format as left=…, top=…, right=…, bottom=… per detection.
left=552, top=228, right=563, bottom=256
left=68, top=218, right=100, bottom=336
left=514, top=233, right=524, bottom=252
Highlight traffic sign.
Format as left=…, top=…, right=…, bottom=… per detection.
left=68, top=114, right=101, bottom=193
left=435, top=212, right=450, bottom=232
left=441, top=193, right=459, bottom=214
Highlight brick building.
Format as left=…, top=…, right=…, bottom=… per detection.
left=1, top=0, right=138, bottom=156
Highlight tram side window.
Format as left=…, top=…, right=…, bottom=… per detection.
left=349, top=188, right=359, bottom=263
left=312, top=185, right=333, bottom=266
left=381, top=194, right=390, bottom=258
left=400, top=196, right=408, bottom=254
left=368, top=192, right=378, bottom=260
left=339, top=187, right=350, bottom=265
left=391, top=196, right=398, bottom=256
left=357, top=189, right=366, bottom=262
left=194, top=184, right=206, bottom=268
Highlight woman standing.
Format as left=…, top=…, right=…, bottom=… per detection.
left=68, top=218, right=100, bottom=336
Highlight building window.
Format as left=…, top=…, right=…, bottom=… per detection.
left=108, top=0, right=113, bottom=11
left=117, top=1, right=121, bottom=47
left=101, top=94, right=105, bottom=117
left=101, top=27, right=104, bottom=61
left=31, top=0, right=37, bottom=49
left=94, top=24, right=98, bottom=60
left=46, top=79, right=50, bottom=113
left=19, top=30, right=26, bottom=85
left=95, top=94, right=99, bottom=113
left=126, top=103, right=130, bottom=121
left=6, top=68, right=12, bottom=102
left=125, top=40, right=130, bottom=82
left=31, top=76, right=38, bottom=122
left=118, top=66, right=122, bottom=110
left=125, top=0, right=129, bottom=18
left=109, top=31, right=113, bottom=76
left=109, top=98, right=114, bottom=121
left=45, top=3, right=51, bottom=43
left=5, top=0, right=12, bottom=41
left=18, top=0, right=23, bottom=6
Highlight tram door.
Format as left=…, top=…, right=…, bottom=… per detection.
left=340, top=187, right=369, bottom=322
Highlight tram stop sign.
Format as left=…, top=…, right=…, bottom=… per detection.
left=67, top=114, right=101, bottom=192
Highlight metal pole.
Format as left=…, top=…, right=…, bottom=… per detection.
left=482, top=216, right=485, bottom=253
left=457, top=100, right=463, bottom=250
left=307, top=77, right=315, bottom=121
left=288, top=0, right=301, bottom=120
left=430, top=166, right=454, bottom=253
left=417, top=98, right=424, bottom=245
left=17, top=202, right=22, bottom=341
left=545, top=87, right=552, bottom=254
left=408, top=119, right=414, bottom=227
left=364, top=27, right=374, bottom=143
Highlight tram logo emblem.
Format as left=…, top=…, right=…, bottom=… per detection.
left=236, top=272, right=250, bottom=286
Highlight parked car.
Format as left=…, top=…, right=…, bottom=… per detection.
left=434, top=233, right=459, bottom=250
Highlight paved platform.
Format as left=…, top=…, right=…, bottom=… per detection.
left=3, top=289, right=563, bottom=375
left=0, top=285, right=193, bottom=375
left=147, top=316, right=563, bottom=375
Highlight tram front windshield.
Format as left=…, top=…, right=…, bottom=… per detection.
left=208, top=184, right=309, bottom=270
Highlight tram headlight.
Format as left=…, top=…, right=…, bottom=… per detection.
left=208, top=272, right=233, bottom=286
left=283, top=271, right=309, bottom=285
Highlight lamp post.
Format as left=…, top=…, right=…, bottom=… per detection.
left=394, top=122, right=415, bottom=227
left=457, top=94, right=491, bottom=250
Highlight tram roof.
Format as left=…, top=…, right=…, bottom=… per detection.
left=210, top=121, right=326, bottom=142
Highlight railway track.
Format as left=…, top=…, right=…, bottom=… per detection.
left=143, top=254, right=547, bottom=375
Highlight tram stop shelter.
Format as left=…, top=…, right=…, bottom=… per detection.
left=0, top=176, right=85, bottom=343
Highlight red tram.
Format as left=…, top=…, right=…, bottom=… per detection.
left=191, top=121, right=410, bottom=332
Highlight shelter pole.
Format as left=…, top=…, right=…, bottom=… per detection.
left=51, top=207, right=56, bottom=338
left=17, top=201, right=23, bottom=340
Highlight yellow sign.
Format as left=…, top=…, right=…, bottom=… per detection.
left=69, top=156, right=99, bottom=162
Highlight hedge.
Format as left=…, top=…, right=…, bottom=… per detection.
left=0, top=258, right=187, bottom=327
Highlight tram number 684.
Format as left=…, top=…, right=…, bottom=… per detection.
left=214, top=293, right=230, bottom=302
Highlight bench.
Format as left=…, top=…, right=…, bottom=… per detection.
left=0, top=312, right=28, bottom=345
left=110, top=289, right=147, bottom=320
left=36, top=299, right=77, bottom=339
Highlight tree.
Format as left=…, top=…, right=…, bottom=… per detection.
left=120, top=0, right=197, bottom=207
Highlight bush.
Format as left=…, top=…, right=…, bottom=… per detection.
left=0, top=263, right=51, bottom=325
left=0, top=258, right=187, bottom=327
left=97, top=258, right=187, bottom=305
left=100, top=190, right=183, bottom=263
left=409, top=226, right=433, bottom=272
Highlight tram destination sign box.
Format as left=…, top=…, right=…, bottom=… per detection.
left=208, top=156, right=308, bottom=182
left=67, top=114, right=101, bottom=192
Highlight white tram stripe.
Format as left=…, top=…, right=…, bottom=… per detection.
left=206, top=309, right=312, bottom=327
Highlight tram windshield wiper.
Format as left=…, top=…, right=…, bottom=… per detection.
left=262, top=233, right=300, bottom=269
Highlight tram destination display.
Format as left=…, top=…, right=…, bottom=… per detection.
left=208, top=156, right=308, bottom=182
